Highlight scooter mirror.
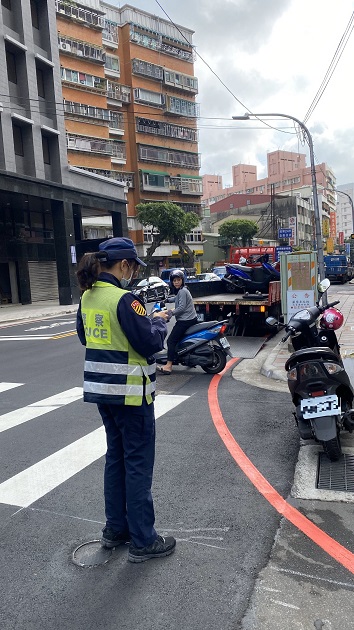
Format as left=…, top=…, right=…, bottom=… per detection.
left=266, top=317, right=278, bottom=327
left=318, top=278, right=330, bottom=293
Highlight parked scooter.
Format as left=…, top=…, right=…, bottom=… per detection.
left=224, top=261, right=280, bottom=294
left=151, top=302, right=233, bottom=374
left=266, top=279, right=354, bottom=461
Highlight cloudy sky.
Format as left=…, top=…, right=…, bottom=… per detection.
left=113, top=0, right=354, bottom=186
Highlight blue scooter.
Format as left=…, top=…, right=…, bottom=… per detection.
left=224, top=261, right=280, bottom=294
left=152, top=302, right=232, bottom=374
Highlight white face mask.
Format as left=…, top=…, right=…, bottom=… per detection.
left=120, top=264, right=134, bottom=288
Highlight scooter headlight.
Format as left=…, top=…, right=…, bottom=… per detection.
left=324, top=362, right=343, bottom=375
left=287, top=367, right=297, bottom=381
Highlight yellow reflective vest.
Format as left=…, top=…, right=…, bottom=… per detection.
left=81, top=281, right=155, bottom=406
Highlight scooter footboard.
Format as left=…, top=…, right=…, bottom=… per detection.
left=310, top=415, right=339, bottom=441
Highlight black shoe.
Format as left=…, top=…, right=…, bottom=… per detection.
left=128, top=534, right=176, bottom=563
left=101, top=526, right=130, bottom=548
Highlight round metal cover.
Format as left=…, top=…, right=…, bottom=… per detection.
left=72, top=540, right=113, bottom=568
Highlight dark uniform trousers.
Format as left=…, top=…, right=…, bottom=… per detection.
left=97, top=399, right=157, bottom=548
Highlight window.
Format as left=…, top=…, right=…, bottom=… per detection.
left=30, top=0, right=39, bottom=28
left=6, top=51, right=17, bottom=83
left=42, top=136, right=50, bottom=164
left=37, top=68, right=45, bottom=98
left=13, top=125, right=24, bottom=156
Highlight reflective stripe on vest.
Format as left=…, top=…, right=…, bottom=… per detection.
left=81, top=281, right=154, bottom=406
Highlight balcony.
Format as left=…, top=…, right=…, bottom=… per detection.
left=129, top=26, right=194, bottom=62
left=164, top=69, right=198, bottom=93
left=170, top=176, right=202, bottom=195
left=63, top=100, right=123, bottom=132
left=136, top=117, right=198, bottom=142
left=133, top=88, right=165, bottom=108
left=132, top=58, right=163, bottom=81
left=165, top=95, right=199, bottom=118
left=61, top=67, right=106, bottom=92
left=141, top=170, right=170, bottom=193
left=102, top=19, right=119, bottom=47
left=58, top=37, right=105, bottom=64
left=75, top=167, right=134, bottom=188
left=55, top=0, right=104, bottom=29
left=107, top=81, right=131, bottom=105
left=138, top=144, right=201, bottom=169
left=66, top=134, right=126, bottom=161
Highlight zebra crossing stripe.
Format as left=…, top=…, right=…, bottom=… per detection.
left=0, top=388, right=83, bottom=433
left=0, top=383, right=24, bottom=393
left=0, top=394, right=189, bottom=508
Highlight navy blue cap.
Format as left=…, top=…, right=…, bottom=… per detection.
left=98, top=237, right=146, bottom=266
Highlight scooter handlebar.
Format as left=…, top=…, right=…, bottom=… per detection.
left=281, top=330, right=293, bottom=342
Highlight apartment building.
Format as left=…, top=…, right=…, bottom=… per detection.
left=202, top=150, right=337, bottom=242
left=0, top=0, right=127, bottom=305
left=60, top=1, right=202, bottom=266
left=336, top=183, right=354, bottom=240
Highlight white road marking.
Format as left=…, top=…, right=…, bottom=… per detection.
left=269, top=599, right=300, bottom=610
left=0, top=336, right=53, bottom=341
left=0, top=388, right=83, bottom=433
left=0, top=382, right=24, bottom=393
left=0, top=394, right=189, bottom=507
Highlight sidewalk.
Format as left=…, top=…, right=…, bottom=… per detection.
left=260, top=285, right=354, bottom=382
left=0, top=300, right=78, bottom=325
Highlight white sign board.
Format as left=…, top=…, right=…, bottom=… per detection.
left=286, top=290, right=315, bottom=322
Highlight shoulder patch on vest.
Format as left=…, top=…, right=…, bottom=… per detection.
left=131, top=299, right=147, bottom=316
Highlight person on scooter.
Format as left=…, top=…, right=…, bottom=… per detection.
left=157, top=269, right=198, bottom=375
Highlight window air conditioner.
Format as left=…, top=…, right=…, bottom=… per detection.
left=59, top=42, right=71, bottom=52
left=77, top=50, right=84, bottom=56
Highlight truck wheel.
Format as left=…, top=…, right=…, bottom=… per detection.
left=322, top=435, right=342, bottom=461
left=202, top=347, right=227, bottom=374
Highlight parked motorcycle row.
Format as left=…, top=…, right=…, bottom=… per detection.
left=223, top=255, right=280, bottom=294
left=267, top=279, right=354, bottom=461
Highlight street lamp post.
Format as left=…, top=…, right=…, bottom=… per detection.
left=334, top=189, right=354, bottom=233
left=232, top=113, right=326, bottom=284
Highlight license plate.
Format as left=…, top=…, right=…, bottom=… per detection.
left=219, top=336, right=230, bottom=349
left=197, top=313, right=204, bottom=322
left=300, top=394, right=340, bottom=419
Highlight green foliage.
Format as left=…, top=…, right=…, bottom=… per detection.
left=218, top=219, right=258, bottom=246
left=136, top=202, right=200, bottom=266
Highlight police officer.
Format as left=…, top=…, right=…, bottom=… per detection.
left=76, top=237, right=176, bottom=563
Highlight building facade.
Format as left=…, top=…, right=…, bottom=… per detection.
left=59, top=1, right=203, bottom=267
left=0, top=0, right=127, bottom=305
left=202, top=150, right=337, bottom=239
left=336, top=183, right=354, bottom=240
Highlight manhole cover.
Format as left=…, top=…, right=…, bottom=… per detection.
left=317, top=453, right=354, bottom=491
left=72, top=540, right=113, bottom=568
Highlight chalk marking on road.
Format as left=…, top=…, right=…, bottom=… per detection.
left=0, top=382, right=24, bottom=393
left=0, top=394, right=189, bottom=508
left=269, top=599, right=300, bottom=610
left=208, top=358, right=354, bottom=576
left=0, top=387, right=83, bottom=433
left=270, top=565, right=354, bottom=590
left=162, top=527, right=230, bottom=533
left=258, top=587, right=281, bottom=593
left=176, top=538, right=227, bottom=550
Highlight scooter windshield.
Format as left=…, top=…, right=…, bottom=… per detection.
left=292, top=309, right=312, bottom=321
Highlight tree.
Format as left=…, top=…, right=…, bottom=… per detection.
left=136, top=202, right=200, bottom=268
left=218, top=219, right=258, bottom=246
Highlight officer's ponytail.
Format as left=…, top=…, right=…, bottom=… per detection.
left=77, top=251, right=119, bottom=291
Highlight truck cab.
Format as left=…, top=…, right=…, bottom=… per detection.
left=324, top=254, right=349, bottom=284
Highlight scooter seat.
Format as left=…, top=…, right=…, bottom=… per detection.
left=184, top=320, right=221, bottom=335
left=227, top=264, right=254, bottom=271
left=285, top=346, right=340, bottom=371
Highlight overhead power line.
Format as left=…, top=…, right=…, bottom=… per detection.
left=303, top=12, right=354, bottom=124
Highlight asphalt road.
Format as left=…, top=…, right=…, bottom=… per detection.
left=1, top=310, right=354, bottom=629
left=0, top=314, right=299, bottom=630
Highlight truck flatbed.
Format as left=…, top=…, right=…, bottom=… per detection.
left=193, top=293, right=271, bottom=306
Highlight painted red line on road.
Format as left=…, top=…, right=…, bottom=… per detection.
left=208, top=358, right=354, bottom=575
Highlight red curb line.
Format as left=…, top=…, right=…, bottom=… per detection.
left=208, top=358, right=354, bottom=575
